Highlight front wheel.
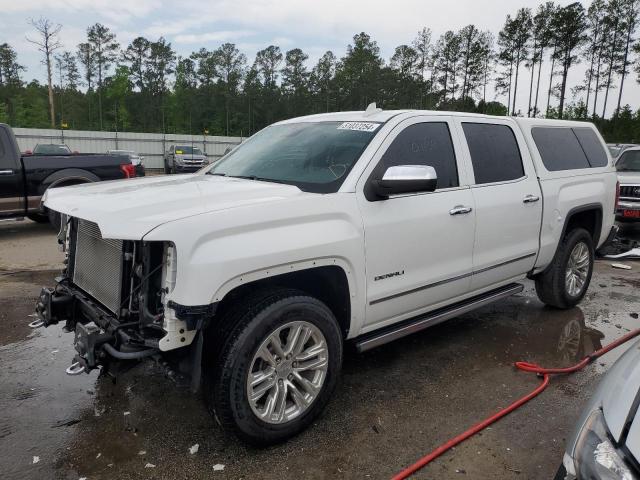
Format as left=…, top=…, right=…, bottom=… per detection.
left=535, top=228, right=594, bottom=309
left=205, top=289, right=343, bottom=445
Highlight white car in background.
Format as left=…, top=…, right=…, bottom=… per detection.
left=615, top=147, right=640, bottom=221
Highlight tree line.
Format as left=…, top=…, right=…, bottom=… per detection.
left=1, top=0, right=640, bottom=143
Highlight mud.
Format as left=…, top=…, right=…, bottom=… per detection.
left=0, top=220, right=639, bottom=479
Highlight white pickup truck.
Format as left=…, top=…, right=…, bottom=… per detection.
left=36, top=107, right=618, bottom=444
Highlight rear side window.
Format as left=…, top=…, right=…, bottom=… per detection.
left=573, top=128, right=608, bottom=167
left=380, top=122, right=459, bottom=189
left=0, top=129, right=13, bottom=168
left=462, top=123, right=524, bottom=184
left=532, top=127, right=607, bottom=171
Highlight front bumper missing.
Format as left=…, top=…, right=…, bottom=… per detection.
left=34, top=281, right=159, bottom=374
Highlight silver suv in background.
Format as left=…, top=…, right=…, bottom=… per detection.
left=164, top=145, right=208, bottom=174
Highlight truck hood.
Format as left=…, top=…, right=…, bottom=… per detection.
left=618, top=171, right=640, bottom=184
left=43, top=174, right=307, bottom=239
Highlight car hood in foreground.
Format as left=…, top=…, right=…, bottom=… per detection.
left=599, top=339, right=640, bottom=460
left=43, top=174, right=308, bottom=239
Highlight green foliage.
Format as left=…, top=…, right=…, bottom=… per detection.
left=3, top=2, right=640, bottom=143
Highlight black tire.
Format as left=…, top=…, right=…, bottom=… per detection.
left=163, top=160, right=170, bottom=174
left=170, top=164, right=177, bottom=175
left=27, top=213, right=49, bottom=223
left=204, top=288, right=343, bottom=445
left=535, top=228, right=594, bottom=309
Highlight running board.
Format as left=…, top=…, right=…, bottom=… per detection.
left=354, top=283, right=524, bottom=352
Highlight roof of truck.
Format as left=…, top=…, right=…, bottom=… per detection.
left=275, top=109, right=597, bottom=129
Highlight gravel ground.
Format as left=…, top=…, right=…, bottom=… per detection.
left=0, top=220, right=639, bottom=480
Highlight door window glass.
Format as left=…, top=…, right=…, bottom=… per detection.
left=380, top=122, right=459, bottom=189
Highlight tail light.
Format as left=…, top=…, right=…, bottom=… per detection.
left=615, top=180, right=620, bottom=212
left=120, top=163, right=136, bottom=178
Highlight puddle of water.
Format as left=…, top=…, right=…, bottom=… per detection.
left=0, top=325, right=97, bottom=480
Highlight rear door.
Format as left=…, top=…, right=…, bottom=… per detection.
left=357, top=115, right=476, bottom=331
left=0, top=127, right=24, bottom=219
left=453, top=118, right=542, bottom=291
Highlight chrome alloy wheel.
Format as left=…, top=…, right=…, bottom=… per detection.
left=565, top=241, right=590, bottom=297
left=246, top=321, right=328, bottom=424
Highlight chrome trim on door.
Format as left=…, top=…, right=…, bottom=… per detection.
left=0, top=169, right=14, bottom=175
left=369, top=252, right=537, bottom=306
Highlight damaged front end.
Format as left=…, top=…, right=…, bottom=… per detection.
left=34, top=216, right=214, bottom=388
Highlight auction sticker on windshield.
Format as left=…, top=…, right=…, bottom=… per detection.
left=337, top=122, right=380, bottom=132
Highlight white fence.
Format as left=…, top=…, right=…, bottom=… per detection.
left=12, top=128, right=244, bottom=170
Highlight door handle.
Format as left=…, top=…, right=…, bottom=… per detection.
left=449, top=205, right=473, bottom=215
left=523, top=194, right=540, bottom=203
left=0, top=169, right=14, bottom=175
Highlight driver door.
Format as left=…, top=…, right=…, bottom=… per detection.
left=0, top=127, right=24, bottom=219
left=356, top=116, right=476, bottom=332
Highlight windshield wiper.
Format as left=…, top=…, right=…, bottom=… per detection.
left=230, top=175, right=290, bottom=185
left=208, top=172, right=227, bottom=176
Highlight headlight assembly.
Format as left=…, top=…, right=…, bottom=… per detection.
left=573, top=409, right=634, bottom=480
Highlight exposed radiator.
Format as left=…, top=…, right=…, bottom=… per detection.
left=72, top=219, right=124, bottom=314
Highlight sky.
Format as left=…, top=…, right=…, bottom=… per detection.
left=1, top=0, right=639, bottom=117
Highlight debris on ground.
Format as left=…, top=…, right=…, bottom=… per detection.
left=189, top=443, right=199, bottom=455
left=145, top=463, right=156, bottom=468
left=213, top=464, right=225, bottom=471
left=32, top=456, right=40, bottom=464
left=604, top=247, right=640, bottom=260
left=96, top=452, right=101, bottom=459
left=611, top=263, right=632, bottom=270
left=138, top=450, right=146, bottom=455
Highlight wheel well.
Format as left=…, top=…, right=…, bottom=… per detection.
left=50, top=177, right=92, bottom=189
left=564, top=207, right=602, bottom=244
left=216, top=266, right=352, bottom=338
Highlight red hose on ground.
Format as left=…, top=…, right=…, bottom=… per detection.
left=391, top=327, right=640, bottom=480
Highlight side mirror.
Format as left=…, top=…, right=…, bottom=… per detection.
left=372, top=165, right=438, bottom=198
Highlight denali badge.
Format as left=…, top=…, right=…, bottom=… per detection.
left=374, top=270, right=405, bottom=281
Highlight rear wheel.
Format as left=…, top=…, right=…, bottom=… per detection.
left=535, top=228, right=594, bottom=309
left=204, top=288, right=343, bottom=445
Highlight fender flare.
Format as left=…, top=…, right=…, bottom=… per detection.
left=210, top=257, right=357, bottom=304
left=40, top=168, right=100, bottom=194
left=531, top=203, right=603, bottom=277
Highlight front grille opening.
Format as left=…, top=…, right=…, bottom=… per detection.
left=72, top=219, right=124, bottom=314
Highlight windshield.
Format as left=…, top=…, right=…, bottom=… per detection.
left=608, top=146, right=622, bottom=158
left=175, top=146, right=203, bottom=155
left=206, top=121, right=380, bottom=193
left=617, top=150, right=640, bottom=172
left=33, top=144, right=71, bottom=155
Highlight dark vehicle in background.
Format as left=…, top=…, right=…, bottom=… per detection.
left=26, top=143, right=76, bottom=156
left=615, top=147, right=640, bottom=221
left=0, top=123, right=138, bottom=227
left=164, top=145, right=208, bottom=174
left=108, top=149, right=146, bottom=177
